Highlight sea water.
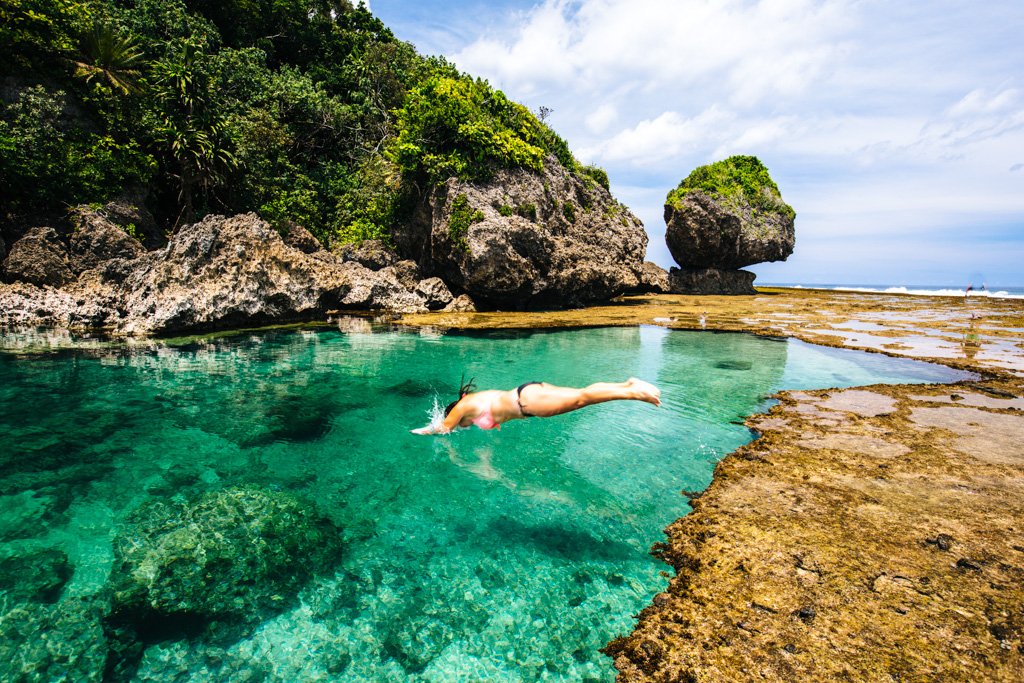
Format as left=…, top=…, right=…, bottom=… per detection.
left=0, top=324, right=971, bottom=682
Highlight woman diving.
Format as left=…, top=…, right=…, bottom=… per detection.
left=411, top=376, right=661, bottom=435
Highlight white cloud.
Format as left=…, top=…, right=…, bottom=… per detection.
left=440, top=0, right=1024, bottom=284
left=584, top=103, right=618, bottom=134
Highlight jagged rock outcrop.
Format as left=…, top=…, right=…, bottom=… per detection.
left=664, top=156, right=794, bottom=294
left=2, top=227, right=73, bottom=287
left=281, top=220, right=322, bottom=253
left=336, top=238, right=398, bottom=270
left=394, top=155, right=648, bottom=309
left=69, top=208, right=146, bottom=273
left=634, top=261, right=670, bottom=294
left=87, top=188, right=164, bottom=249
left=115, top=213, right=356, bottom=334
left=0, top=213, right=445, bottom=334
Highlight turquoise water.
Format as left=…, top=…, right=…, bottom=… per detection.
left=0, top=324, right=971, bottom=682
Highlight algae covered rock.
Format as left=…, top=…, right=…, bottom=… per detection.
left=0, top=597, right=109, bottom=683
left=109, top=485, right=342, bottom=633
left=664, top=156, right=794, bottom=293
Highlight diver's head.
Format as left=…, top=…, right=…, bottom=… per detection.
left=445, top=374, right=477, bottom=415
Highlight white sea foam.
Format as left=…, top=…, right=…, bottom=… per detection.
left=765, top=284, right=1024, bottom=300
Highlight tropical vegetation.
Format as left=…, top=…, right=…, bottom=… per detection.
left=0, top=0, right=595, bottom=246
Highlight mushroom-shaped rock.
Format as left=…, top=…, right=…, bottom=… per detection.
left=665, top=156, right=794, bottom=293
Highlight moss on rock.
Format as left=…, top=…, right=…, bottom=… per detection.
left=666, top=155, right=795, bottom=221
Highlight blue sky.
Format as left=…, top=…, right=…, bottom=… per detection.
left=368, top=1, right=1024, bottom=287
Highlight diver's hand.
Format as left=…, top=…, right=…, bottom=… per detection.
left=411, top=425, right=437, bottom=435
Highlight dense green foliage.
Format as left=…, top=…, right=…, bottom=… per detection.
left=447, top=192, right=483, bottom=251
left=0, top=0, right=598, bottom=246
left=667, top=155, right=795, bottom=220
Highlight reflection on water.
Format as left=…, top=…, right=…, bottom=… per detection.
left=0, top=326, right=970, bottom=681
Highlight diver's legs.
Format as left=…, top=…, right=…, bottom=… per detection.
left=519, top=378, right=660, bottom=418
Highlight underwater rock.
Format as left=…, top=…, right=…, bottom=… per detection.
left=665, top=156, right=794, bottom=294
left=0, top=547, right=73, bottom=604
left=2, top=226, right=73, bottom=287
left=0, top=597, right=109, bottom=683
left=394, top=154, right=647, bottom=309
left=109, top=485, right=342, bottom=636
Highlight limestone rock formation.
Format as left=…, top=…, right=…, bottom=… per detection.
left=668, top=267, right=757, bottom=295
left=0, top=214, right=446, bottom=333
left=634, top=261, right=671, bottom=294
left=394, top=155, right=648, bottom=309
left=69, top=208, right=146, bottom=273
left=115, top=213, right=356, bottom=334
left=281, top=220, right=322, bottom=253
left=336, top=238, right=398, bottom=270
left=2, top=227, right=73, bottom=287
left=664, top=156, right=794, bottom=294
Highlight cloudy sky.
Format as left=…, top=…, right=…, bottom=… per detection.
left=368, top=0, right=1024, bottom=287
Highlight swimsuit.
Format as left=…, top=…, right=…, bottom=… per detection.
left=517, top=381, right=542, bottom=417
left=471, top=404, right=500, bottom=430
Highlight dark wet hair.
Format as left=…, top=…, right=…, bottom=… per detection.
left=444, top=374, right=476, bottom=416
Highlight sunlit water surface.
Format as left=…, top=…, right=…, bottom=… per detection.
left=0, top=324, right=971, bottom=681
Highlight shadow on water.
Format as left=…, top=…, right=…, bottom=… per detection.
left=485, top=515, right=637, bottom=562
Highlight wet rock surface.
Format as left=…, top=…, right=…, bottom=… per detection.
left=395, top=155, right=648, bottom=309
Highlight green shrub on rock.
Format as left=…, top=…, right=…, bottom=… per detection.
left=666, top=155, right=795, bottom=220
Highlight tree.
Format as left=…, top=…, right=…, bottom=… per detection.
left=71, top=21, right=145, bottom=94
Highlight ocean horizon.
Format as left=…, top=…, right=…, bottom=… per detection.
left=760, top=282, right=1024, bottom=300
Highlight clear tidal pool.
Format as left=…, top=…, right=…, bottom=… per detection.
left=0, top=323, right=972, bottom=682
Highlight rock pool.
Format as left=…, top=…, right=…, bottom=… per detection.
left=0, top=324, right=972, bottom=681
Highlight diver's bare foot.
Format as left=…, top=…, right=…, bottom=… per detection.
left=627, top=378, right=661, bottom=406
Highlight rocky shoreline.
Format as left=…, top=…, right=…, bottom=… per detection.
left=398, top=288, right=1024, bottom=681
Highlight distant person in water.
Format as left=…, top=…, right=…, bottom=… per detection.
left=411, top=377, right=661, bottom=435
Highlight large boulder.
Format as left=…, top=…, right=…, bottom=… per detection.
left=338, top=260, right=430, bottom=313
left=109, top=485, right=342, bottom=635
left=633, top=261, right=671, bottom=294
left=69, top=208, right=146, bottom=273
left=394, top=155, right=648, bottom=309
left=2, top=227, right=73, bottom=287
left=664, top=156, right=794, bottom=293
left=92, top=188, right=163, bottom=249
left=281, top=220, right=322, bottom=254
left=115, top=213, right=356, bottom=335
